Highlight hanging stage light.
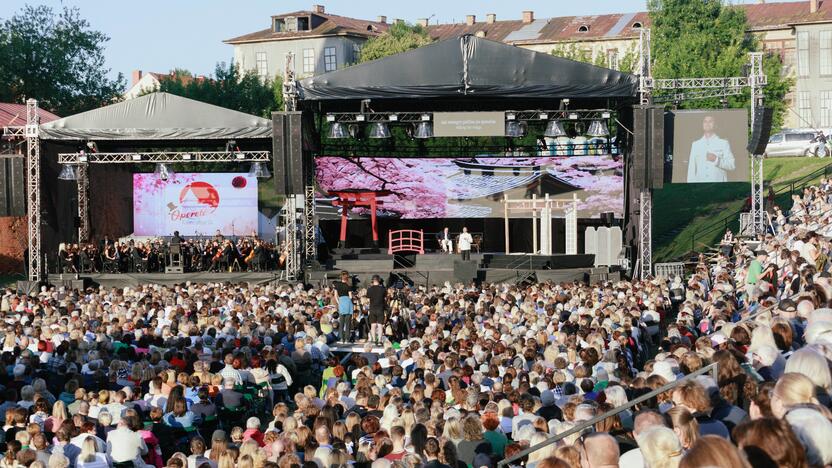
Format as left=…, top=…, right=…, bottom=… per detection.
left=368, top=122, right=392, bottom=139
left=327, top=122, right=349, bottom=139
left=58, top=165, right=78, bottom=181
left=544, top=120, right=567, bottom=138
left=587, top=120, right=610, bottom=137
left=413, top=122, right=433, bottom=139
left=154, top=163, right=173, bottom=181
left=248, top=162, right=271, bottom=179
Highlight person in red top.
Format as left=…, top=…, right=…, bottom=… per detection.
left=242, top=417, right=265, bottom=447
left=384, top=426, right=408, bottom=461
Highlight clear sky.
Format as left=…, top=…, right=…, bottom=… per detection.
left=2, top=0, right=806, bottom=87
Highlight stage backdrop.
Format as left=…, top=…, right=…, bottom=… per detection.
left=316, top=156, right=623, bottom=219
left=133, top=173, right=258, bottom=236
left=670, top=109, right=749, bottom=183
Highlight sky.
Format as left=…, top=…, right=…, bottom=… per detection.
left=2, top=0, right=807, bottom=88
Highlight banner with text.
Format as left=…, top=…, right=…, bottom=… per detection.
left=433, top=111, right=506, bottom=137
left=133, top=173, right=258, bottom=236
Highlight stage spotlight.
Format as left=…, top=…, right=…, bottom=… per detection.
left=506, top=112, right=516, bottom=121
left=327, top=122, right=349, bottom=139
left=368, top=122, right=391, bottom=139
left=413, top=122, right=433, bottom=139
left=587, top=120, right=610, bottom=137
left=86, top=141, right=99, bottom=153
left=505, top=121, right=526, bottom=138
left=78, top=154, right=89, bottom=163
left=544, top=120, right=567, bottom=138
left=131, top=154, right=142, bottom=161
left=154, top=163, right=173, bottom=181
left=58, top=165, right=78, bottom=181
left=248, top=162, right=271, bottom=179
left=235, top=152, right=246, bottom=160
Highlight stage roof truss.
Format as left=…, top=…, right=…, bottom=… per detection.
left=57, top=151, right=270, bottom=165
left=325, top=109, right=614, bottom=123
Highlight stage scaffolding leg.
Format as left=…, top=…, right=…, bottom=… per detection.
left=303, top=184, right=316, bottom=265
left=77, top=163, right=90, bottom=243
left=25, top=99, right=42, bottom=282
left=639, top=189, right=652, bottom=280
left=750, top=155, right=765, bottom=237
left=282, top=196, right=300, bottom=281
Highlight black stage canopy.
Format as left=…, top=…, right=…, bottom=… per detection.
left=298, top=35, right=638, bottom=102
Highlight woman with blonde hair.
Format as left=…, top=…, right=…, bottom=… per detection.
left=666, top=406, right=698, bottom=450
left=44, top=400, right=67, bottom=433
left=679, top=435, right=751, bottom=468
left=216, top=452, right=235, bottom=468
left=526, top=432, right=557, bottom=468
left=638, top=426, right=683, bottom=468
left=442, top=417, right=463, bottom=445
left=76, top=438, right=108, bottom=468
left=771, top=373, right=819, bottom=418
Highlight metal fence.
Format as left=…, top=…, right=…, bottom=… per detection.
left=496, top=363, right=718, bottom=467
left=654, top=262, right=685, bottom=279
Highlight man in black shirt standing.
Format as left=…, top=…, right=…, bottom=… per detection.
left=366, top=275, right=387, bottom=345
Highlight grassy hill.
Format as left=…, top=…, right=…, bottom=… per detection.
left=653, top=157, right=832, bottom=261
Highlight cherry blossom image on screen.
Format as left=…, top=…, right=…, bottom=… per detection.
left=315, top=155, right=623, bottom=219
left=133, top=173, right=258, bottom=236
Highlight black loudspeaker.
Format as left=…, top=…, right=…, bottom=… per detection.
left=631, top=105, right=665, bottom=189
left=0, top=156, right=26, bottom=217
left=747, top=107, right=774, bottom=155
left=649, top=107, right=664, bottom=189
left=272, top=113, right=287, bottom=195
left=453, top=260, right=480, bottom=283
left=632, top=107, right=648, bottom=190
left=272, top=112, right=305, bottom=195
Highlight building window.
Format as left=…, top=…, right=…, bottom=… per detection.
left=255, top=52, right=268, bottom=78
left=821, top=91, right=832, bottom=127
left=822, top=31, right=832, bottom=76
left=303, top=48, right=315, bottom=74
left=352, top=44, right=361, bottom=63
left=798, top=31, right=810, bottom=77
left=324, top=47, right=337, bottom=72
left=799, top=91, right=812, bottom=125
left=607, top=50, right=619, bottom=70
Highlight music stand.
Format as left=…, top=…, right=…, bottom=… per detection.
left=166, top=242, right=183, bottom=274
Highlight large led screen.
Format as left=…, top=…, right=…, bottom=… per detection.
left=316, top=156, right=623, bottom=219
left=133, top=173, right=258, bottom=236
left=671, top=109, right=748, bottom=183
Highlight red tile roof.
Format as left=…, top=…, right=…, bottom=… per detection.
left=0, top=103, right=59, bottom=128
left=224, top=11, right=389, bottom=44
left=146, top=72, right=211, bottom=86
left=429, top=1, right=831, bottom=45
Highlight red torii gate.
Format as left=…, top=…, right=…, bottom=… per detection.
left=329, top=189, right=391, bottom=248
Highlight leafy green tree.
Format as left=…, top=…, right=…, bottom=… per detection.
left=359, top=22, right=433, bottom=63
left=151, top=62, right=283, bottom=118
left=648, top=0, right=792, bottom=130
left=0, top=5, right=125, bottom=115
left=550, top=43, right=639, bottom=73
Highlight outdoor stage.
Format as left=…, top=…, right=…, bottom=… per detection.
left=45, top=252, right=615, bottom=288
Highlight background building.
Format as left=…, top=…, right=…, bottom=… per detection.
left=224, top=4, right=388, bottom=80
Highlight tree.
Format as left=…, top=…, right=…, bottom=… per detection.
left=550, top=43, right=639, bottom=73
left=0, top=5, right=125, bottom=115
left=358, top=22, right=433, bottom=63
left=648, top=0, right=792, bottom=129
left=152, top=62, right=283, bottom=118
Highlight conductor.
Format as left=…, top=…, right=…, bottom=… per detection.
left=366, top=275, right=387, bottom=345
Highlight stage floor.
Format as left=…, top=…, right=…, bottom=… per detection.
left=45, top=253, right=611, bottom=288
left=47, top=271, right=281, bottom=288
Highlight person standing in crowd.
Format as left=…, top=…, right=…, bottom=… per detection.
left=366, top=275, right=387, bottom=346
left=333, top=270, right=354, bottom=343
left=745, top=250, right=767, bottom=299
left=458, top=227, right=473, bottom=261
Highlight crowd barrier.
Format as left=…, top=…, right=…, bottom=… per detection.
left=497, top=362, right=718, bottom=467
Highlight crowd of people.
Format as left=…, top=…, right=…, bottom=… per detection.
left=6, top=177, right=832, bottom=468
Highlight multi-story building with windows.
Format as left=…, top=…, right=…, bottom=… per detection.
left=227, top=1, right=832, bottom=129
left=223, top=4, right=388, bottom=79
